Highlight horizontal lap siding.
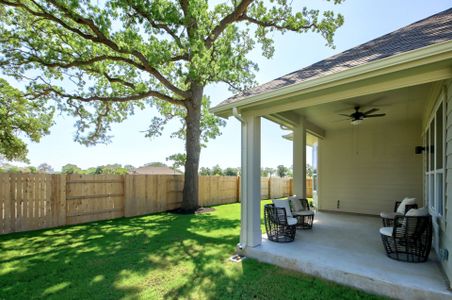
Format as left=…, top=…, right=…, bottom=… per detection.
left=443, top=80, right=452, bottom=286
left=318, top=119, right=423, bottom=215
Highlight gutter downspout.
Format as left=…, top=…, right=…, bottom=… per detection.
left=232, top=107, right=244, bottom=123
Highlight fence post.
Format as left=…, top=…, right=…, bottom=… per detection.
left=268, top=177, right=271, bottom=199
left=0, top=175, right=12, bottom=234
left=290, top=178, right=293, bottom=196
left=236, top=176, right=240, bottom=202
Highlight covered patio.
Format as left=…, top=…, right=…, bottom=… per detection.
left=212, top=9, right=452, bottom=300
left=248, top=211, right=449, bottom=299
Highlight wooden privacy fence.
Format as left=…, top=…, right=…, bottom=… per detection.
left=0, top=174, right=312, bottom=235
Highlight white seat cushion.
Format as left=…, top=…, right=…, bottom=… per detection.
left=396, top=197, right=416, bottom=214
left=402, top=207, right=430, bottom=236
left=406, top=207, right=429, bottom=217
left=273, top=199, right=293, bottom=218
left=289, top=196, right=304, bottom=212
left=287, top=217, right=298, bottom=226
left=294, top=210, right=314, bottom=216
left=379, top=227, right=393, bottom=237
left=380, top=211, right=402, bottom=219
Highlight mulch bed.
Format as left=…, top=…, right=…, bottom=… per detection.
left=170, top=207, right=216, bottom=215
left=194, top=207, right=215, bottom=214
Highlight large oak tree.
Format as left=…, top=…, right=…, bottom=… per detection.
left=0, top=0, right=343, bottom=211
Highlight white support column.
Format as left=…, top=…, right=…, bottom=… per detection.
left=240, top=115, right=262, bottom=248
left=293, top=119, right=307, bottom=198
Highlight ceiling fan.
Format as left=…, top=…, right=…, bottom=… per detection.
left=339, top=106, right=386, bottom=125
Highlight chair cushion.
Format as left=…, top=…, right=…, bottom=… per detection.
left=273, top=199, right=293, bottom=218
left=406, top=207, right=429, bottom=217
left=379, top=226, right=393, bottom=237
left=289, top=196, right=304, bottom=212
left=396, top=197, right=416, bottom=214
left=294, top=210, right=314, bottom=216
left=287, top=217, right=298, bottom=226
left=380, top=211, right=402, bottom=219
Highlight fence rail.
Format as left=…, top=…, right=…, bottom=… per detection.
left=0, top=174, right=312, bottom=235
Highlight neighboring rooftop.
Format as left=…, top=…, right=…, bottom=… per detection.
left=213, top=8, right=452, bottom=109
left=131, top=166, right=182, bottom=175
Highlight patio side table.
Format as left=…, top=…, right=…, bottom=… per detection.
left=293, top=211, right=315, bottom=229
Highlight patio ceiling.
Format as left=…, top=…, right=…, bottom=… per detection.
left=289, top=82, right=433, bottom=131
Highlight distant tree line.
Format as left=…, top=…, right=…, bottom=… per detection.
left=60, top=164, right=135, bottom=175
left=0, top=162, right=54, bottom=174
left=199, top=165, right=240, bottom=176
left=1, top=161, right=315, bottom=177
left=198, top=164, right=315, bottom=178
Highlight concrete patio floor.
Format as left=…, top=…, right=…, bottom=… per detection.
left=245, top=212, right=452, bottom=300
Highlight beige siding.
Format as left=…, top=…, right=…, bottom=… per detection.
left=318, top=119, right=423, bottom=215
left=442, top=80, right=452, bottom=285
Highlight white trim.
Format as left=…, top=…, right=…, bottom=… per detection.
left=424, top=92, right=446, bottom=219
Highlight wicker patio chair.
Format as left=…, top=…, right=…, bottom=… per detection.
left=380, top=199, right=418, bottom=227
left=264, top=204, right=297, bottom=243
left=288, top=196, right=315, bottom=229
left=380, top=214, right=432, bottom=262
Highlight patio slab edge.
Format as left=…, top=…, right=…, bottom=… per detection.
left=245, top=244, right=452, bottom=300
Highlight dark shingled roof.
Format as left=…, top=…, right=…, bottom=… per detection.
left=215, top=8, right=452, bottom=108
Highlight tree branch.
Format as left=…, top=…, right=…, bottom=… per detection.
left=35, top=86, right=185, bottom=106
left=101, top=72, right=136, bottom=90
left=130, top=4, right=185, bottom=50
left=1, top=0, right=190, bottom=98
left=46, top=0, right=190, bottom=97
left=238, top=15, right=318, bottom=31
left=205, top=0, right=253, bottom=48
left=26, top=54, right=144, bottom=70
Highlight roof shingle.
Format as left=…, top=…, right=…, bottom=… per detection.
left=214, top=8, right=452, bottom=108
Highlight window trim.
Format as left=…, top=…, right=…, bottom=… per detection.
left=423, top=92, right=446, bottom=218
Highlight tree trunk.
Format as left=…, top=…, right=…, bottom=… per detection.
left=181, top=84, right=203, bottom=212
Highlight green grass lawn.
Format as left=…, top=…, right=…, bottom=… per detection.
left=0, top=201, right=384, bottom=300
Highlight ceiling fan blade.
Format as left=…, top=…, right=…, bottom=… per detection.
left=363, top=108, right=379, bottom=115
left=332, top=119, right=350, bottom=123
left=365, top=113, right=386, bottom=118
left=338, top=113, right=351, bottom=117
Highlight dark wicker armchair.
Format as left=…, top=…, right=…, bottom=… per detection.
left=289, top=197, right=315, bottom=229
left=380, top=214, right=432, bottom=262
left=264, top=204, right=297, bottom=243
left=380, top=200, right=418, bottom=227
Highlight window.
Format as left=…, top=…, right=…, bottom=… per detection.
left=425, top=100, right=445, bottom=216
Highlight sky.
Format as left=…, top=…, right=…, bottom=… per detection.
left=8, top=0, right=452, bottom=171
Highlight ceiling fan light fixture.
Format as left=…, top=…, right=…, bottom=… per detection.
left=351, top=119, right=362, bottom=126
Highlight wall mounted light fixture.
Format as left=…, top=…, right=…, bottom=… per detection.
left=415, top=146, right=426, bottom=154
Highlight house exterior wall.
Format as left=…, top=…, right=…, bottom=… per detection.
left=442, top=80, right=452, bottom=285
left=318, top=120, right=423, bottom=215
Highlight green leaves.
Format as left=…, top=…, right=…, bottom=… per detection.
left=0, top=0, right=343, bottom=157
left=0, top=78, right=54, bottom=162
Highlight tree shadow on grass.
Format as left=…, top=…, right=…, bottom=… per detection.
left=0, top=209, right=241, bottom=299
left=0, top=203, right=383, bottom=300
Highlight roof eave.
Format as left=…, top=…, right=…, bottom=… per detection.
left=210, top=40, right=452, bottom=117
